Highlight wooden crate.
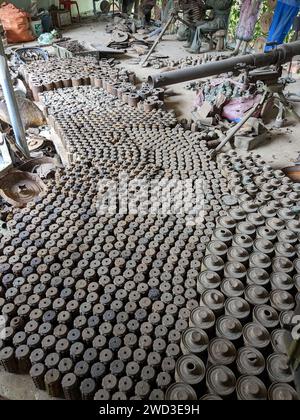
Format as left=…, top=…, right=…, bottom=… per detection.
left=51, top=10, right=72, bottom=28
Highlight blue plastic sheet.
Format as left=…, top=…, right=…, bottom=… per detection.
left=265, top=0, right=300, bottom=51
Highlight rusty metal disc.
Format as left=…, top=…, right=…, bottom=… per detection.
left=27, top=137, right=45, bottom=152
left=100, top=0, right=110, bottom=13
left=0, top=170, right=46, bottom=207
left=112, top=31, right=129, bottom=44
left=18, top=157, right=59, bottom=179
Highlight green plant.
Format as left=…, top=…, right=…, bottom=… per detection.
left=228, top=0, right=272, bottom=41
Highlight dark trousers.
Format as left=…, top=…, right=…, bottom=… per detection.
left=122, top=0, right=134, bottom=14
left=143, top=6, right=153, bottom=24
left=266, top=1, right=300, bottom=51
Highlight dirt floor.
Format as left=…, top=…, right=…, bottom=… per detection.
left=1, top=16, right=300, bottom=400
left=59, top=17, right=300, bottom=171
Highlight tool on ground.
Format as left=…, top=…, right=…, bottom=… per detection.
left=209, top=92, right=267, bottom=158
left=140, top=9, right=196, bottom=67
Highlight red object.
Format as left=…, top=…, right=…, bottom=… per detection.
left=59, top=0, right=81, bottom=20
left=0, top=2, right=35, bottom=43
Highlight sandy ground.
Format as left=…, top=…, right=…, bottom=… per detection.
left=1, top=16, right=300, bottom=399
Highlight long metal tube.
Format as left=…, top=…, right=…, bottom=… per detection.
left=210, top=97, right=264, bottom=158
left=148, top=41, right=300, bottom=88
left=141, top=14, right=175, bottom=67
left=0, top=35, right=30, bottom=158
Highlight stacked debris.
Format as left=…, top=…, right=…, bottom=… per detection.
left=193, top=76, right=262, bottom=126
left=0, top=44, right=299, bottom=400
left=179, top=119, right=222, bottom=148
left=26, top=126, right=57, bottom=159
left=106, top=17, right=153, bottom=53
left=53, top=39, right=128, bottom=59
left=0, top=76, right=299, bottom=399
left=54, top=40, right=87, bottom=55
left=40, top=82, right=166, bottom=116
left=19, top=56, right=136, bottom=101
left=141, top=53, right=227, bottom=70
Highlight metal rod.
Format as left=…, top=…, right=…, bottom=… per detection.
left=141, top=14, right=175, bottom=67
left=0, top=31, right=30, bottom=158
left=210, top=100, right=263, bottom=158
left=148, top=41, right=300, bottom=88
left=141, top=10, right=196, bottom=68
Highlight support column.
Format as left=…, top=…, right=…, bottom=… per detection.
left=0, top=35, right=30, bottom=158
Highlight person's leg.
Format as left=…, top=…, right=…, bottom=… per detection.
left=189, top=26, right=203, bottom=52
left=177, top=24, right=189, bottom=41
left=162, top=0, right=174, bottom=22
left=236, top=0, right=261, bottom=43
left=183, top=28, right=196, bottom=48
left=145, top=10, right=152, bottom=24
left=143, top=6, right=153, bottom=25
left=177, top=10, right=191, bottom=41
left=127, top=0, right=135, bottom=15
left=266, top=1, right=299, bottom=51
left=241, top=41, right=248, bottom=55
left=189, top=20, right=220, bottom=53
left=232, top=39, right=242, bottom=56
left=122, top=0, right=128, bottom=14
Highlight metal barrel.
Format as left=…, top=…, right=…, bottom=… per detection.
left=149, top=41, right=300, bottom=88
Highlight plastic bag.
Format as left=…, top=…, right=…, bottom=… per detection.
left=38, top=32, right=54, bottom=46
left=0, top=2, right=35, bottom=43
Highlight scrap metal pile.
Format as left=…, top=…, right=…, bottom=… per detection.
left=53, top=40, right=88, bottom=55
left=0, top=59, right=299, bottom=400
left=144, top=53, right=227, bottom=71
left=105, top=18, right=152, bottom=52
left=41, top=84, right=168, bottom=121
left=20, top=56, right=170, bottom=113
left=19, top=56, right=136, bottom=101
left=192, top=75, right=261, bottom=125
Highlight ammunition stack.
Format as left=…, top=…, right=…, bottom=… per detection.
left=0, top=58, right=299, bottom=400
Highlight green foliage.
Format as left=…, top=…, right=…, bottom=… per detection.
left=228, top=0, right=271, bottom=41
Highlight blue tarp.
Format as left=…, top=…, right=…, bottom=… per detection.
left=265, top=0, right=300, bottom=50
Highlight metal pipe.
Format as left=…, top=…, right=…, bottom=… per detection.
left=148, top=41, right=300, bottom=88
left=210, top=98, right=264, bottom=158
left=0, top=35, right=30, bottom=158
left=141, top=11, right=196, bottom=68
left=141, top=14, right=175, bottom=67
